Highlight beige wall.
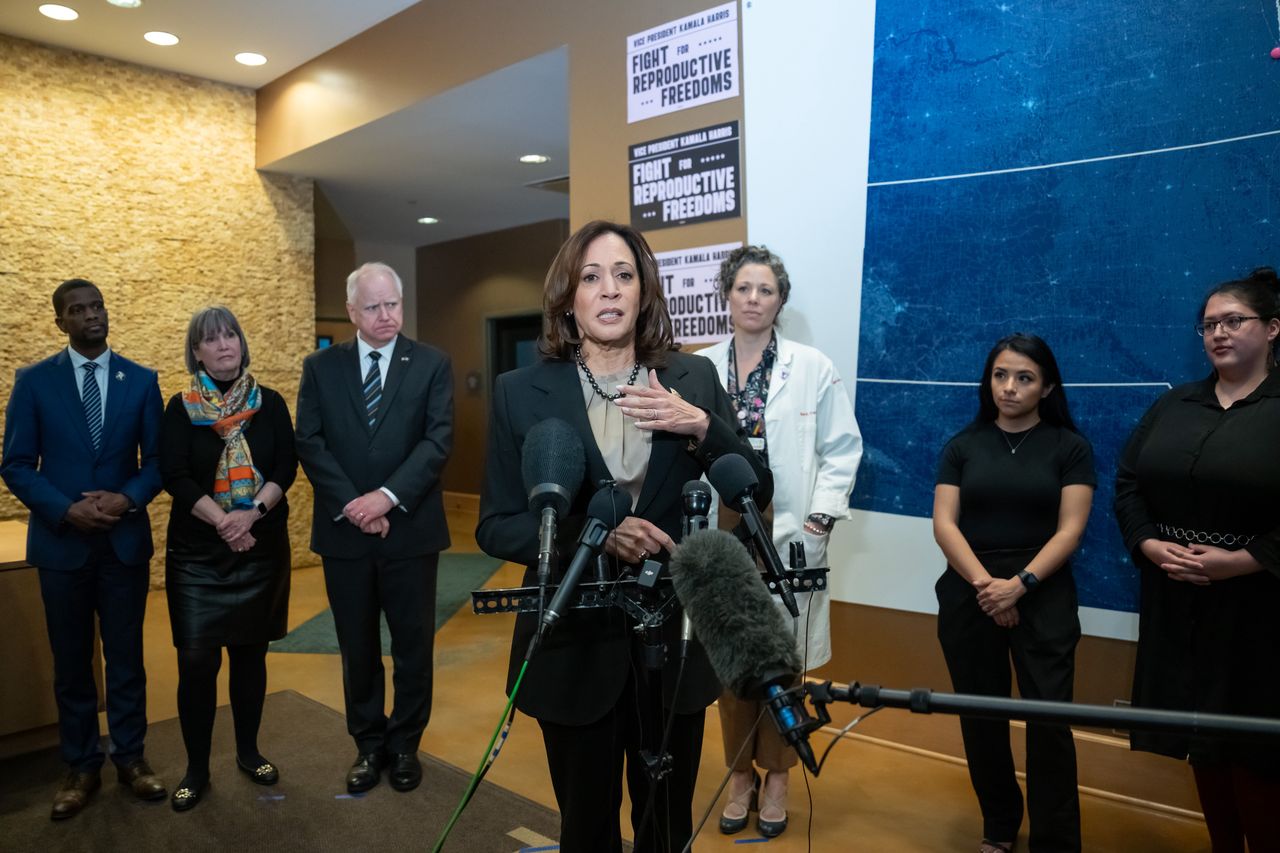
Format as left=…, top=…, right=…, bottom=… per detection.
left=417, top=219, right=568, bottom=494
left=0, top=36, right=316, bottom=585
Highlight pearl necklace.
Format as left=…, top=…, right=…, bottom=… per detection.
left=575, top=345, right=640, bottom=402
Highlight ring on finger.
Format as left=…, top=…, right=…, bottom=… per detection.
left=649, top=408, right=658, bottom=421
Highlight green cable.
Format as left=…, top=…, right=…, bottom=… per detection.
left=430, top=659, right=529, bottom=853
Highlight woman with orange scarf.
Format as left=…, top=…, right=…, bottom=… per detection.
left=159, top=306, right=296, bottom=811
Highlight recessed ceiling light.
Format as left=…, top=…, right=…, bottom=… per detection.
left=519, top=154, right=551, bottom=164
left=417, top=217, right=439, bottom=225
left=235, top=52, right=267, bottom=66
left=106, top=0, right=142, bottom=8
left=38, top=4, right=79, bottom=21
left=144, top=31, right=179, bottom=46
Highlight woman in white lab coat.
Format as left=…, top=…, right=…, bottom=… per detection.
left=701, top=245, right=862, bottom=837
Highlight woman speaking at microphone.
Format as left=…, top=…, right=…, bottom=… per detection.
left=476, top=220, right=770, bottom=853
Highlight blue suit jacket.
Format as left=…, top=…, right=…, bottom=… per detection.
left=1, top=349, right=163, bottom=571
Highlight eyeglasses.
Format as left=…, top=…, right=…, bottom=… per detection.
left=1195, top=315, right=1261, bottom=336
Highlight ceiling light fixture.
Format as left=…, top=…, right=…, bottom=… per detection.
left=235, top=52, right=267, bottom=66
left=518, top=154, right=551, bottom=164
left=143, top=31, right=179, bottom=46
left=38, top=4, right=79, bottom=20
left=106, top=0, right=143, bottom=8
left=417, top=217, right=439, bottom=225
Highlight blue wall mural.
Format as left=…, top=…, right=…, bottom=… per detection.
left=854, top=1, right=1280, bottom=612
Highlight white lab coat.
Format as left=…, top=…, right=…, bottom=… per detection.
left=701, top=334, right=862, bottom=669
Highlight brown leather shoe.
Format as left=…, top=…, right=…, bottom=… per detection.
left=51, top=770, right=101, bottom=820
left=117, top=758, right=167, bottom=801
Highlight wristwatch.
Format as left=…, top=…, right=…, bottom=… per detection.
left=805, top=513, right=834, bottom=532
left=1017, top=569, right=1040, bottom=591
left=254, top=500, right=268, bottom=517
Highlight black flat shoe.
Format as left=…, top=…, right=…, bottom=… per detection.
left=236, top=755, right=279, bottom=786
left=389, top=753, right=422, bottom=792
left=170, top=776, right=209, bottom=812
left=718, top=771, right=760, bottom=835
left=346, top=752, right=386, bottom=794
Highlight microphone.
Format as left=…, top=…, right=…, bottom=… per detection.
left=707, top=453, right=800, bottom=617
left=532, top=484, right=632, bottom=656
left=679, top=480, right=712, bottom=658
left=520, top=419, right=585, bottom=606
left=669, top=528, right=817, bottom=774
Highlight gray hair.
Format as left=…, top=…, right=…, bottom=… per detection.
left=716, top=245, right=791, bottom=322
left=185, top=305, right=250, bottom=375
left=346, top=262, right=404, bottom=305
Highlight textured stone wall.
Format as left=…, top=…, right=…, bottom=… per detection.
left=0, top=36, right=316, bottom=586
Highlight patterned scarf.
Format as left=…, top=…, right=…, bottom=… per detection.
left=182, top=370, right=263, bottom=510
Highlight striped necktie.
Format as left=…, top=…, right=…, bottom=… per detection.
left=363, top=351, right=382, bottom=429
left=82, top=362, right=103, bottom=451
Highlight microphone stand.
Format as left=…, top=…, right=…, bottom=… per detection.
left=780, top=680, right=1280, bottom=778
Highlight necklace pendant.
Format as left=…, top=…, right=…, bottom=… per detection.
left=1011, top=448, right=1017, bottom=454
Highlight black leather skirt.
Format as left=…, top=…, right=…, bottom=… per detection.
left=165, top=531, right=290, bottom=649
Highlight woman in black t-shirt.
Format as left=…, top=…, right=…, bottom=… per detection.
left=159, top=306, right=297, bottom=812
left=932, top=334, right=1095, bottom=853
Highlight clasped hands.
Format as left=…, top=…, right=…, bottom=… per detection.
left=343, top=490, right=393, bottom=538
left=65, top=490, right=130, bottom=533
left=973, top=576, right=1025, bottom=628
left=615, top=371, right=710, bottom=442
left=1140, top=539, right=1255, bottom=585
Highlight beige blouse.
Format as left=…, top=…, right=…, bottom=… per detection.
left=578, top=363, right=652, bottom=511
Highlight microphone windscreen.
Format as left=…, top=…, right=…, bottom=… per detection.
left=707, top=453, right=758, bottom=507
left=522, top=418, right=585, bottom=514
left=682, top=480, right=712, bottom=500
left=669, top=528, right=800, bottom=698
left=587, top=485, right=632, bottom=531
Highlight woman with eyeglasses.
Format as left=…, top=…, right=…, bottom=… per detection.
left=932, top=333, right=1093, bottom=853
left=1115, top=267, right=1280, bottom=851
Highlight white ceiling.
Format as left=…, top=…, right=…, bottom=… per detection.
left=0, top=0, right=570, bottom=247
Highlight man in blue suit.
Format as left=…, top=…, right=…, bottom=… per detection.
left=1, top=278, right=167, bottom=819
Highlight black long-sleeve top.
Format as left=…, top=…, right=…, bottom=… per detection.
left=1114, top=370, right=1280, bottom=769
left=159, top=384, right=297, bottom=548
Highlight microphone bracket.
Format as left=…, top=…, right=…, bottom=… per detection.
left=470, top=567, right=829, bottom=616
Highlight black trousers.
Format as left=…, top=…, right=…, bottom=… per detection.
left=38, top=545, right=150, bottom=772
left=936, top=554, right=1081, bottom=853
left=322, top=552, right=438, bottom=755
left=538, top=670, right=706, bottom=853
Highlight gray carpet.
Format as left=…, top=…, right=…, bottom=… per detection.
left=0, top=690, right=561, bottom=852
left=270, top=551, right=503, bottom=655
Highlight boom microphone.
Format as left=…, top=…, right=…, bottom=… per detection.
left=521, top=419, right=585, bottom=607
left=707, top=453, right=800, bottom=617
left=669, top=528, right=817, bottom=773
left=532, top=484, right=632, bottom=655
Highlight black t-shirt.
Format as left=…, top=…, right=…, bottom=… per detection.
left=936, top=421, right=1096, bottom=552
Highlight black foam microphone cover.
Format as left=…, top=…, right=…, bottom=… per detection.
left=669, top=528, right=801, bottom=698
left=707, top=452, right=758, bottom=507
left=521, top=418, right=585, bottom=515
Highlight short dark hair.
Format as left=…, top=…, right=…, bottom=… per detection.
left=716, top=245, right=791, bottom=322
left=52, top=279, right=100, bottom=315
left=185, top=306, right=251, bottom=375
left=538, top=220, right=676, bottom=367
left=973, top=333, right=1078, bottom=432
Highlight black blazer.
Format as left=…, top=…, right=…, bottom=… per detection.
left=295, top=336, right=453, bottom=559
left=476, top=351, right=772, bottom=726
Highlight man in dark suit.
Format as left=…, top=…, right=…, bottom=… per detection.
left=1, top=278, right=166, bottom=819
left=295, top=262, right=453, bottom=794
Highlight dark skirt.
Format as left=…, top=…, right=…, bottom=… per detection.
left=165, top=529, right=291, bottom=649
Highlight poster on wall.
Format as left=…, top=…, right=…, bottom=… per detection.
left=656, top=241, right=741, bottom=345
left=627, top=2, right=739, bottom=123
left=630, top=121, right=740, bottom=231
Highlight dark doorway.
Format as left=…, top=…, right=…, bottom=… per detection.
left=489, top=313, right=543, bottom=387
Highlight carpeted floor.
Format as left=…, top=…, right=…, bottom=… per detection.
left=271, top=551, right=503, bottom=655
left=0, top=690, right=560, bottom=852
